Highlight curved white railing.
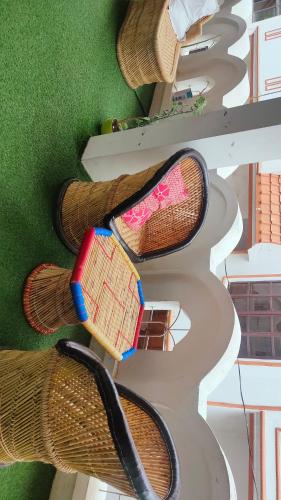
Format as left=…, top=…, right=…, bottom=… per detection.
left=116, top=175, right=242, bottom=500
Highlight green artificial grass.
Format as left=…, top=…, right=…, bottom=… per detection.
left=0, top=463, right=55, bottom=500
left=0, top=1, right=154, bottom=499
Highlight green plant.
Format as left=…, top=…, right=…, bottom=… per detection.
left=117, top=96, right=207, bottom=131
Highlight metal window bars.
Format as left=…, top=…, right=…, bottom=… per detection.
left=139, top=306, right=189, bottom=350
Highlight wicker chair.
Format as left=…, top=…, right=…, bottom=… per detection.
left=0, top=340, right=180, bottom=499
left=23, top=228, right=144, bottom=362
left=117, top=0, right=212, bottom=89
left=55, top=148, right=209, bottom=262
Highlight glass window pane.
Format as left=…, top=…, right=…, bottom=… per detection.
left=233, top=297, right=248, bottom=312
left=273, top=317, right=281, bottom=333
left=250, top=282, right=271, bottom=295
left=238, top=336, right=248, bottom=358
left=229, top=283, right=249, bottom=295
left=238, top=316, right=247, bottom=333
left=249, top=316, right=271, bottom=332
left=249, top=297, right=270, bottom=312
left=250, top=336, right=272, bottom=357
left=272, top=282, right=281, bottom=296
left=273, top=297, right=281, bottom=311
left=274, top=338, right=281, bottom=357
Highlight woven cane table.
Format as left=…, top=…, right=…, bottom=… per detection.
left=23, top=228, right=144, bottom=361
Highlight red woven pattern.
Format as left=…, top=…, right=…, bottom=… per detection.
left=78, top=234, right=141, bottom=355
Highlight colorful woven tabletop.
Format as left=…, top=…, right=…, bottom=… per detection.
left=71, top=228, right=144, bottom=361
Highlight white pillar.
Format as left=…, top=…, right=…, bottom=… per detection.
left=82, top=98, right=281, bottom=181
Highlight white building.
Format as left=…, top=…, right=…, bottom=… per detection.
left=207, top=12, right=281, bottom=500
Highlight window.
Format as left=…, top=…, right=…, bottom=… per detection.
left=229, top=280, right=281, bottom=359
left=265, top=27, right=281, bottom=40
left=138, top=309, right=172, bottom=351
left=265, top=76, right=281, bottom=92
left=253, top=0, right=281, bottom=22
left=138, top=302, right=190, bottom=351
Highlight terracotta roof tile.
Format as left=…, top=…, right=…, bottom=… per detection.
left=256, top=174, right=281, bottom=244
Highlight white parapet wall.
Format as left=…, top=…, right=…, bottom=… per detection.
left=112, top=174, right=243, bottom=500
left=49, top=474, right=113, bottom=500
left=82, top=98, right=281, bottom=179
left=208, top=361, right=281, bottom=500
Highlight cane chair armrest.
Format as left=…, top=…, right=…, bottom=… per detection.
left=56, top=340, right=180, bottom=500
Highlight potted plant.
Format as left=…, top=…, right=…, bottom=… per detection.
left=101, top=96, right=207, bottom=134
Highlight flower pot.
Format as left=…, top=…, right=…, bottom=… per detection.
left=101, top=119, right=120, bottom=134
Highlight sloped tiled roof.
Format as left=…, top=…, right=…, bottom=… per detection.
left=256, top=173, right=281, bottom=244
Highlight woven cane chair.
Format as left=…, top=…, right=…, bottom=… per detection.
left=23, top=228, right=144, bottom=362
left=117, top=0, right=212, bottom=88
left=0, top=340, right=180, bottom=499
left=55, top=148, right=209, bottom=262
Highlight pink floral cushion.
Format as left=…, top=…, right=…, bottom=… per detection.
left=121, top=164, right=189, bottom=231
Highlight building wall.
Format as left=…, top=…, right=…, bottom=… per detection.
left=255, top=15, right=281, bottom=103
left=113, top=175, right=242, bottom=500
left=231, top=0, right=253, bottom=26
left=209, top=361, right=281, bottom=407
left=216, top=239, right=281, bottom=278
left=207, top=362, right=281, bottom=500
left=210, top=77, right=281, bottom=495
left=254, top=15, right=281, bottom=173
left=211, top=161, right=281, bottom=498
left=225, top=165, right=249, bottom=216
left=207, top=407, right=249, bottom=500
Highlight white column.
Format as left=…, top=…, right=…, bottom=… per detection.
left=82, top=98, right=281, bottom=181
